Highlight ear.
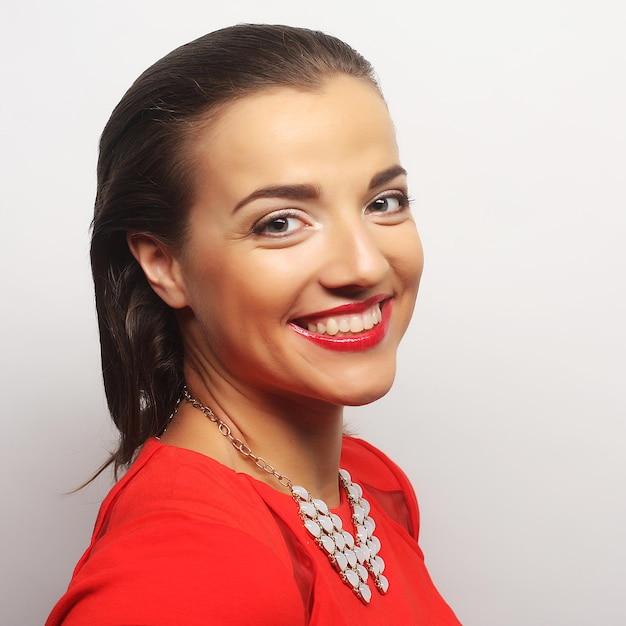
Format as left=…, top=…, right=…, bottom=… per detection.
left=127, top=232, right=189, bottom=309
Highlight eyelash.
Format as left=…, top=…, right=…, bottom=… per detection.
left=251, top=191, right=413, bottom=237
left=252, top=210, right=308, bottom=237
left=365, top=191, right=413, bottom=215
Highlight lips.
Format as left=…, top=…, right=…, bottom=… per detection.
left=289, top=296, right=391, bottom=352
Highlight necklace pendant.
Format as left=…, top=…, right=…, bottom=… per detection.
left=375, top=573, right=390, bottom=594
left=292, top=471, right=389, bottom=605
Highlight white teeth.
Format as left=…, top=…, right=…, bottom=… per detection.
left=349, top=316, right=364, bottom=333
left=326, top=318, right=339, bottom=336
left=304, top=303, right=383, bottom=337
left=362, top=312, right=374, bottom=330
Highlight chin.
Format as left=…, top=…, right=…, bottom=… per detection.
left=322, top=369, right=396, bottom=408
left=343, top=393, right=390, bottom=408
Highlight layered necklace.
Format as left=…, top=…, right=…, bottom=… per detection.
left=182, top=388, right=389, bottom=605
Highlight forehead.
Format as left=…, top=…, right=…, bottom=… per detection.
left=191, top=76, right=400, bottom=192
left=206, top=75, right=389, bottom=134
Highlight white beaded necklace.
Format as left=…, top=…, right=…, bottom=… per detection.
left=182, top=388, right=389, bottom=604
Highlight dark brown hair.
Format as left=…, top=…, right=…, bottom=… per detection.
left=91, top=23, right=379, bottom=479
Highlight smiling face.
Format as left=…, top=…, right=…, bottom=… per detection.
left=163, top=76, right=423, bottom=409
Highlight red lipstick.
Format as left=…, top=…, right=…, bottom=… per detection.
left=289, top=297, right=392, bottom=352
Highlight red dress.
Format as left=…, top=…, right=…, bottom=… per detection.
left=46, top=437, right=461, bottom=625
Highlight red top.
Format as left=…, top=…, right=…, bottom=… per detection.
left=47, top=437, right=460, bottom=625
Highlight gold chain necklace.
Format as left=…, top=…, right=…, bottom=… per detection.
left=182, top=387, right=389, bottom=604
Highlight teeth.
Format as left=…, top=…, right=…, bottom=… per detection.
left=349, top=316, right=364, bottom=333
left=305, top=303, right=382, bottom=337
left=363, top=311, right=374, bottom=330
left=326, top=318, right=339, bottom=335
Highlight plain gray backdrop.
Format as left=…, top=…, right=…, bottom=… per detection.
left=1, top=1, right=624, bottom=624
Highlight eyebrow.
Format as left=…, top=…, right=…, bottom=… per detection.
left=368, top=165, right=407, bottom=190
left=233, top=184, right=319, bottom=212
left=232, top=164, right=407, bottom=213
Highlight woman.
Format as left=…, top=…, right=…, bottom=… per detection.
left=47, top=24, right=461, bottom=625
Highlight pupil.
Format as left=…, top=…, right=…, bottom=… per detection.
left=271, top=218, right=288, bottom=232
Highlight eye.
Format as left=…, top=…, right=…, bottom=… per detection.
left=366, top=192, right=411, bottom=215
left=253, top=211, right=308, bottom=237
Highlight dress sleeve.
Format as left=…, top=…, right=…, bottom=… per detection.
left=46, top=512, right=307, bottom=626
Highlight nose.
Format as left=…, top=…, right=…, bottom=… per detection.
left=319, top=217, right=389, bottom=293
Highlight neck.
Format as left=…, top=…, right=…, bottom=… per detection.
left=161, top=368, right=346, bottom=507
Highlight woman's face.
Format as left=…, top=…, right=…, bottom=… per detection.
left=172, top=75, right=423, bottom=408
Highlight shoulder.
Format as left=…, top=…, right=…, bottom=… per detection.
left=341, top=436, right=420, bottom=541
left=93, top=438, right=293, bottom=557
left=100, top=438, right=264, bottom=530
left=47, top=439, right=306, bottom=626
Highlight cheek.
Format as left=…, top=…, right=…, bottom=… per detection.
left=410, top=232, right=425, bottom=287
left=187, top=254, right=298, bottom=329
left=386, top=226, right=424, bottom=292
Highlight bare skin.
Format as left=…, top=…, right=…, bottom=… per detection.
left=129, top=76, right=423, bottom=507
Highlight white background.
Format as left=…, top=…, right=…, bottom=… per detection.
left=1, top=1, right=624, bottom=624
